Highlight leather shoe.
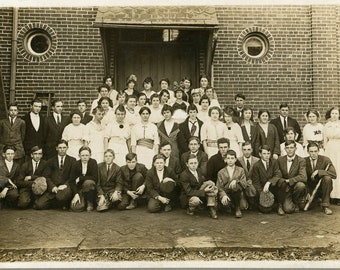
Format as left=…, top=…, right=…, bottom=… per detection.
left=126, top=200, right=136, bottom=210
left=86, top=201, right=94, bottom=212
left=277, top=205, right=285, bottom=216
left=186, top=208, right=194, bottom=216
left=209, top=207, right=218, bottom=219
left=164, top=204, right=172, bottom=212
left=323, top=207, right=333, bottom=215
left=235, top=207, right=242, bottom=218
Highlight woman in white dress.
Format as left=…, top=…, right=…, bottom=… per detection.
left=101, top=75, right=118, bottom=106
left=223, top=107, right=244, bottom=158
left=62, top=110, right=88, bottom=159
left=135, top=92, right=147, bottom=112
left=324, top=107, right=340, bottom=204
left=201, top=106, right=227, bottom=158
left=149, top=93, right=164, bottom=124
left=104, top=105, right=131, bottom=167
left=197, top=94, right=210, bottom=123
left=86, top=106, right=105, bottom=163
left=303, top=110, right=324, bottom=155
left=98, top=97, right=115, bottom=126
left=124, top=95, right=139, bottom=127
left=131, top=106, right=159, bottom=169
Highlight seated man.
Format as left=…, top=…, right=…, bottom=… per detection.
left=305, top=142, right=336, bottom=215
left=145, top=154, right=178, bottom=213
left=180, top=136, right=208, bottom=177
left=277, top=140, right=307, bottom=215
left=217, top=150, right=247, bottom=218
left=96, top=149, right=124, bottom=212
left=120, top=153, right=148, bottom=210
left=70, top=146, right=98, bottom=212
left=34, top=140, right=75, bottom=210
left=250, top=145, right=281, bottom=213
left=17, top=146, right=47, bottom=209
left=180, top=154, right=218, bottom=219
left=0, top=145, right=19, bottom=208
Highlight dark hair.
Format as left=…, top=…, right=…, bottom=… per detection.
left=98, top=96, right=113, bottom=108
left=159, top=78, right=170, bottom=86
left=325, top=107, right=340, bottom=120
left=283, top=127, right=296, bottom=135
left=242, top=107, right=253, bottom=117
left=217, top=137, right=230, bottom=147
left=126, top=78, right=136, bottom=87
left=126, top=95, right=137, bottom=103
left=284, top=140, right=296, bottom=147
left=115, top=104, right=126, bottom=114
left=103, top=75, right=114, bottom=85
left=159, top=89, right=170, bottom=100
left=188, top=136, right=200, bottom=144
left=92, top=106, right=104, bottom=115
left=77, top=99, right=87, bottom=106
left=104, top=149, right=115, bottom=157
left=139, top=106, right=151, bottom=115
left=306, top=110, right=320, bottom=118
left=199, top=94, right=210, bottom=106
left=7, top=102, right=18, bottom=110
left=208, top=106, right=221, bottom=117
left=70, top=109, right=82, bottom=119
left=116, top=91, right=126, bottom=101
left=307, top=142, right=320, bottom=150
left=199, top=74, right=210, bottom=84
left=150, top=93, right=160, bottom=103
left=3, top=145, right=16, bottom=153
left=30, top=145, right=43, bottom=154
left=97, top=84, right=110, bottom=93
left=234, top=93, right=246, bottom=100
left=79, top=146, right=91, bottom=154
left=226, top=149, right=237, bottom=158
left=51, top=99, right=63, bottom=107
left=125, top=152, right=137, bottom=161
left=143, top=77, right=153, bottom=87
left=279, top=102, right=289, bottom=109
left=258, top=109, right=271, bottom=119
left=152, top=153, right=166, bottom=163
left=242, top=141, right=252, bottom=148
left=31, top=98, right=43, bottom=105
left=259, top=145, right=271, bottom=153
left=161, top=104, right=173, bottom=115
left=223, top=106, right=235, bottom=117
left=187, top=103, right=198, bottom=113
left=181, top=77, right=192, bottom=87
left=57, top=139, right=68, bottom=147
left=186, top=153, right=198, bottom=163
left=138, top=92, right=147, bottom=100
left=159, top=141, right=171, bottom=149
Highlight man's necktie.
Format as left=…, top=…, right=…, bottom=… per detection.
left=284, top=117, right=287, bottom=129
left=34, top=162, right=38, bottom=174
left=107, top=165, right=111, bottom=175
left=311, top=159, right=316, bottom=171
left=246, top=159, right=251, bottom=171
left=57, top=115, right=61, bottom=125
left=10, top=118, right=14, bottom=126
left=60, top=157, right=64, bottom=170
left=190, top=122, right=197, bottom=136
left=266, top=161, right=270, bottom=171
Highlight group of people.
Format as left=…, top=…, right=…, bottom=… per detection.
left=0, top=73, right=339, bottom=220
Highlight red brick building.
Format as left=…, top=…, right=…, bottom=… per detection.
left=0, top=6, right=339, bottom=124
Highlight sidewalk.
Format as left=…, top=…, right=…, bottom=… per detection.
left=1, top=206, right=339, bottom=251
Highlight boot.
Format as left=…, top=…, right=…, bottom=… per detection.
left=235, top=207, right=242, bottom=218
left=209, top=206, right=218, bottom=219
left=86, top=201, right=94, bottom=212
left=277, top=204, right=285, bottom=216
left=126, top=199, right=137, bottom=210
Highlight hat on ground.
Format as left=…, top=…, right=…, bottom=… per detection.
left=32, top=177, right=47, bottom=195
left=259, top=190, right=274, bottom=208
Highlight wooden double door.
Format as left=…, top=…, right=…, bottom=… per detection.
left=116, top=43, right=198, bottom=92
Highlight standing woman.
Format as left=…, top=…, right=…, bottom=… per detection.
left=194, top=74, right=210, bottom=98
left=303, top=110, right=324, bottom=155
left=124, top=78, right=139, bottom=98
left=172, top=89, right=189, bottom=124
left=149, top=93, right=164, bottom=124
left=86, top=106, right=106, bottom=164
left=223, top=107, right=244, bottom=158
left=102, top=75, right=118, bottom=106
left=98, top=97, right=115, bottom=126
left=253, top=109, right=280, bottom=159
left=136, top=92, right=147, bottom=112
left=201, top=106, right=227, bottom=158
left=141, top=77, right=156, bottom=105
left=324, top=107, right=340, bottom=204
left=62, top=110, right=88, bottom=159
left=181, top=77, right=192, bottom=103
left=197, top=94, right=210, bottom=123
left=159, top=89, right=171, bottom=106
left=131, top=107, right=160, bottom=169
left=104, top=105, right=131, bottom=167
left=240, top=107, right=256, bottom=149
left=157, top=104, right=180, bottom=160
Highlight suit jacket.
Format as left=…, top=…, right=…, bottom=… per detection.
left=178, top=117, right=204, bottom=155
left=0, top=159, right=20, bottom=187
left=237, top=155, right=260, bottom=179
left=0, top=117, right=26, bottom=159
left=44, top=155, right=76, bottom=191
left=17, top=159, right=48, bottom=188
left=253, top=123, right=280, bottom=157
left=167, top=156, right=182, bottom=175
left=250, top=158, right=281, bottom=193
left=22, top=112, right=46, bottom=154
left=120, top=163, right=148, bottom=192
left=97, top=162, right=122, bottom=195
left=232, top=107, right=244, bottom=125
left=181, top=150, right=208, bottom=177
left=157, top=120, right=180, bottom=159
left=180, top=168, right=206, bottom=198
left=270, top=116, right=302, bottom=144
left=145, top=166, right=177, bottom=198
left=216, top=166, right=247, bottom=199
left=277, top=155, right=307, bottom=186
left=304, top=155, right=336, bottom=188
left=69, top=158, right=98, bottom=194
left=44, top=114, right=70, bottom=159
left=81, top=112, right=93, bottom=125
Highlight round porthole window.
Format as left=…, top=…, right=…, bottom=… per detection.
left=18, top=22, right=57, bottom=62
left=237, top=27, right=275, bottom=64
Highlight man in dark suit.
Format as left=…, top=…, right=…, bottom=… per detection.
left=44, top=99, right=70, bottom=159
left=120, top=152, right=148, bottom=210
left=0, top=103, right=26, bottom=164
left=159, top=142, right=182, bottom=175
left=77, top=99, right=93, bottom=124
left=145, top=154, right=178, bottom=213
left=17, top=146, right=47, bottom=208
left=180, top=154, right=218, bottom=219
left=23, top=99, right=46, bottom=160
left=277, top=140, right=307, bottom=215
left=250, top=145, right=281, bottom=213
left=0, top=145, right=19, bottom=208
left=96, top=149, right=123, bottom=211
left=178, top=104, right=203, bottom=155
left=305, top=142, right=336, bottom=215
left=34, top=140, right=75, bottom=210
left=270, top=102, right=302, bottom=144
left=232, top=93, right=246, bottom=124
left=180, top=136, right=208, bottom=177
